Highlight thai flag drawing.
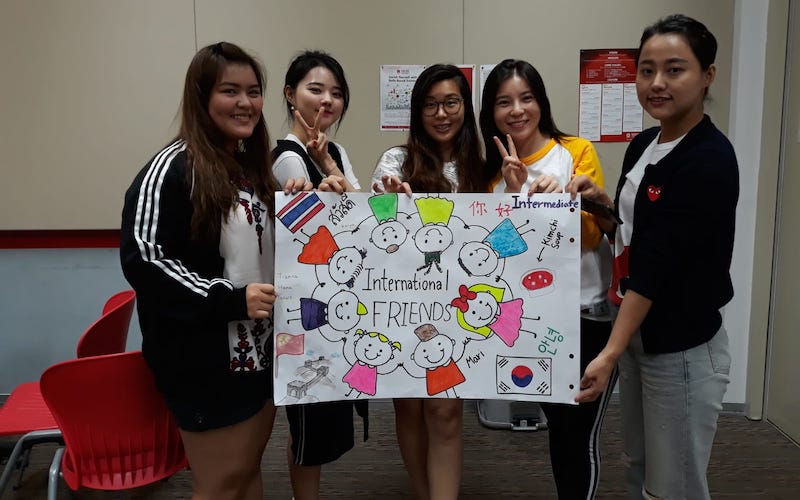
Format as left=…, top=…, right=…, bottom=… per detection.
left=495, top=355, right=552, bottom=396
left=277, top=192, right=325, bottom=233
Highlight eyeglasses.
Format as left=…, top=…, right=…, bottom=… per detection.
left=422, top=97, right=463, bottom=117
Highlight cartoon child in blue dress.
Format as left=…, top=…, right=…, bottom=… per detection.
left=457, top=219, right=534, bottom=280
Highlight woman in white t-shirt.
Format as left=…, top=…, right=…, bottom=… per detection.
left=272, top=50, right=360, bottom=193
left=480, top=58, right=614, bottom=500
left=371, top=64, right=486, bottom=500
left=272, top=50, right=363, bottom=500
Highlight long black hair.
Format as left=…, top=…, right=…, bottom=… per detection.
left=283, top=50, right=350, bottom=131
left=479, top=59, right=566, bottom=182
left=402, top=64, right=486, bottom=193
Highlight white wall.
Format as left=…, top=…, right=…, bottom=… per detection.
left=725, top=0, right=769, bottom=405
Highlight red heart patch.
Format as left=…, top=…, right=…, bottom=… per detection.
left=646, top=185, right=662, bottom=201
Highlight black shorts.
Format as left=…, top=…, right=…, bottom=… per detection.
left=165, top=368, right=273, bottom=433
left=286, top=400, right=368, bottom=466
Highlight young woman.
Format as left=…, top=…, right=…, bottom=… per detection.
left=480, top=59, right=616, bottom=499
left=371, top=64, right=485, bottom=500
left=272, top=50, right=364, bottom=500
left=571, top=15, right=736, bottom=500
left=120, top=42, right=318, bottom=500
left=272, top=50, right=359, bottom=193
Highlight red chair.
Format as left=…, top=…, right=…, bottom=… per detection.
left=0, top=290, right=136, bottom=497
left=40, top=351, right=187, bottom=498
left=76, top=289, right=136, bottom=358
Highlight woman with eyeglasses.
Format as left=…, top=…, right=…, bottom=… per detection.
left=480, top=59, right=615, bottom=499
left=370, top=64, right=486, bottom=500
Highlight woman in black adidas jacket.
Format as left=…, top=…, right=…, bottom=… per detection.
left=121, top=42, right=313, bottom=500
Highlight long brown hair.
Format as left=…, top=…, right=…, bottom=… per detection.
left=402, top=64, right=486, bottom=193
left=178, top=41, right=279, bottom=240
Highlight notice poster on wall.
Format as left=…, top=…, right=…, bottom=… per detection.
left=272, top=192, right=582, bottom=406
left=379, top=64, right=476, bottom=131
left=379, top=65, right=425, bottom=130
left=578, top=49, right=643, bottom=142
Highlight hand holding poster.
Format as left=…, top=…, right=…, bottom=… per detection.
left=273, top=192, right=581, bottom=405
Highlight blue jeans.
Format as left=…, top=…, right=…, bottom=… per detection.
left=619, top=327, right=730, bottom=499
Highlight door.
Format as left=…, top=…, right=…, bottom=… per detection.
left=767, top=0, right=800, bottom=443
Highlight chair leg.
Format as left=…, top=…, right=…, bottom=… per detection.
left=47, top=447, right=64, bottom=500
left=12, top=448, right=31, bottom=489
left=0, top=437, right=26, bottom=497
left=0, top=429, right=63, bottom=497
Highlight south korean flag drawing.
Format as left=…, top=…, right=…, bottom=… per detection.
left=495, top=355, right=551, bottom=396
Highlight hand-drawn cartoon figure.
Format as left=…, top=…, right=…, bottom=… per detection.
left=367, top=193, right=411, bottom=254
left=413, top=196, right=456, bottom=274
left=457, top=219, right=534, bottom=280
left=451, top=284, right=540, bottom=347
left=287, top=290, right=368, bottom=337
left=295, top=226, right=367, bottom=288
left=405, top=323, right=468, bottom=397
left=341, top=329, right=402, bottom=397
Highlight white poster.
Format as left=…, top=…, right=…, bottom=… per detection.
left=273, top=192, right=581, bottom=405
left=379, top=65, right=425, bottom=130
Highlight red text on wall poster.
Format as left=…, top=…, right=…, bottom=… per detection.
left=578, top=49, right=643, bottom=142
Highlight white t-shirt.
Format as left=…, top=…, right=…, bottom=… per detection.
left=491, top=139, right=573, bottom=193
left=371, top=146, right=459, bottom=192
left=617, top=133, right=685, bottom=252
left=219, top=188, right=275, bottom=372
left=272, top=133, right=361, bottom=189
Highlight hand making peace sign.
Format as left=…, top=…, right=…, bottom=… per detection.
left=493, top=134, right=563, bottom=196
left=294, top=108, right=358, bottom=193
left=295, top=108, right=334, bottom=169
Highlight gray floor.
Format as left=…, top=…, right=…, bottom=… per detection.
left=2, top=400, right=799, bottom=499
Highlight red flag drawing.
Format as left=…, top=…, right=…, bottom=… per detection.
left=276, top=333, right=305, bottom=356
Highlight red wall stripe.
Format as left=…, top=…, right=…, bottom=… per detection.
left=0, top=230, right=120, bottom=249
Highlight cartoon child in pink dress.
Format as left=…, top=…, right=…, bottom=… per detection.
left=451, top=284, right=540, bottom=347
left=341, top=329, right=402, bottom=397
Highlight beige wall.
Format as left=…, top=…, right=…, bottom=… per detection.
left=0, top=0, right=195, bottom=230
left=0, top=0, right=734, bottom=229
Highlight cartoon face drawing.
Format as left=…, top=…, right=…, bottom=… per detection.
left=370, top=220, right=409, bottom=254
left=328, top=247, right=366, bottom=288
left=458, top=241, right=499, bottom=276
left=411, top=336, right=455, bottom=369
left=462, top=291, right=499, bottom=329
left=327, top=290, right=366, bottom=331
left=413, top=224, right=453, bottom=254
left=353, top=334, right=395, bottom=366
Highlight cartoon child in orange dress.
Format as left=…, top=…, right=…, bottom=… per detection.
left=295, top=225, right=367, bottom=288
left=405, top=323, right=468, bottom=397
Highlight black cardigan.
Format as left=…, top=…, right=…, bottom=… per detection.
left=613, top=115, right=739, bottom=354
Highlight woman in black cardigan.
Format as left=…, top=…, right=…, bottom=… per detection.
left=567, top=14, right=737, bottom=500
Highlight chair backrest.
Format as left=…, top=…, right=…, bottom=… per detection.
left=75, top=290, right=136, bottom=358
left=40, top=351, right=187, bottom=491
